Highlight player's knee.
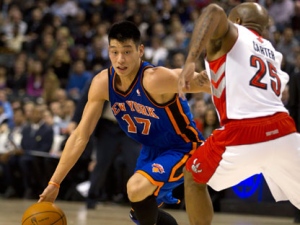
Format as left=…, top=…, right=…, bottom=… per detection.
left=127, top=183, right=141, bottom=202
left=127, top=174, right=156, bottom=202
left=127, top=178, right=147, bottom=202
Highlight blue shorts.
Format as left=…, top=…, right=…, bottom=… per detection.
left=134, top=142, right=199, bottom=205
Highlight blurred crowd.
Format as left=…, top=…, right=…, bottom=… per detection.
left=0, top=0, right=299, bottom=207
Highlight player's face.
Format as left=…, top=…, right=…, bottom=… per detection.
left=109, top=39, right=144, bottom=78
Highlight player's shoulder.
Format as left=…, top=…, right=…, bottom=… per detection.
left=90, top=69, right=108, bottom=86
left=89, top=69, right=109, bottom=100
left=143, top=66, right=174, bottom=87
left=144, top=66, right=172, bottom=77
left=93, top=69, right=109, bottom=80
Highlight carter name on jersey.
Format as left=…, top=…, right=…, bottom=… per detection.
left=253, top=41, right=275, bottom=60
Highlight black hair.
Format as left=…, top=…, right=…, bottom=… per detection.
left=108, top=20, right=141, bottom=47
left=13, top=106, right=25, bottom=115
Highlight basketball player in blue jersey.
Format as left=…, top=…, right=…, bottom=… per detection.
left=38, top=21, right=211, bottom=225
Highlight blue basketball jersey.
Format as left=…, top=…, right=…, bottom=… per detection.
left=108, top=61, right=204, bottom=149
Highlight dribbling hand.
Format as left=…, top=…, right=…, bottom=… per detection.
left=38, top=184, right=59, bottom=203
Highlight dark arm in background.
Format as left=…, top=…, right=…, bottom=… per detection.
left=288, top=73, right=300, bottom=132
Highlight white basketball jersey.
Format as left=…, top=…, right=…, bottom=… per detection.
left=205, top=24, right=289, bottom=125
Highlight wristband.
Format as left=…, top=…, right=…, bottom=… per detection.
left=48, top=181, right=60, bottom=188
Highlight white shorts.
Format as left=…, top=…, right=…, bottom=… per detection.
left=186, top=112, right=300, bottom=209
left=209, top=133, right=300, bottom=208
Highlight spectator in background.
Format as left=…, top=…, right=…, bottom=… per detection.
left=0, top=102, right=8, bottom=127
left=156, top=0, right=176, bottom=28
left=57, top=99, right=75, bottom=136
left=22, top=100, right=35, bottom=123
left=0, top=65, right=7, bottom=90
left=49, top=101, right=63, bottom=133
left=72, top=46, right=89, bottom=67
left=61, top=100, right=75, bottom=123
left=25, top=7, right=44, bottom=40
left=67, top=8, right=87, bottom=36
left=19, top=105, right=54, bottom=199
left=53, top=88, right=68, bottom=105
left=26, top=59, right=44, bottom=100
left=4, top=23, right=27, bottom=53
left=66, top=60, right=92, bottom=101
left=49, top=0, right=79, bottom=23
left=92, top=22, right=109, bottom=50
left=55, top=26, right=74, bottom=49
left=123, top=0, right=138, bottom=19
left=10, top=98, right=22, bottom=111
left=291, top=1, right=300, bottom=42
left=163, top=16, right=187, bottom=51
left=73, top=22, right=92, bottom=47
left=0, top=0, right=13, bottom=21
left=42, top=69, right=61, bottom=105
left=190, top=96, right=208, bottom=133
left=144, top=36, right=168, bottom=66
left=86, top=35, right=109, bottom=70
left=48, top=48, right=71, bottom=88
left=267, top=0, right=294, bottom=32
left=183, top=8, right=199, bottom=36
left=0, top=90, right=14, bottom=128
left=289, top=52, right=300, bottom=131
left=52, top=14, right=64, bottom=32
left=202, top=106, right=220, bottom=139
left=89, top=12, right=104, bottom=36
left=39, top=33, right=56, bottom=62
left=2, top=6, right=27, bottom=39
left=167, top=51, right=186, bottom=69
left=10, top=107, right=26, bottom=149
left=6, top=60, right=27, bottom=98
left=0, top=107, right=26, bottom=198
left=42, top=108, right=63, bottom=154
left=276, top=27, right=299, bottom=67
left=128, top=13, right=149, bottom=43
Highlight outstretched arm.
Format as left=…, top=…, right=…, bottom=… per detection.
left=178, top=4, right=231, bottom=97
left=39, top=72, right=108, bottom=202
left=186, top=4, right=229, bottom=63
left=144, top=67, right=211, bottom=95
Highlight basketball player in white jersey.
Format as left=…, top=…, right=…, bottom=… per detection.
left=178, top=3, right=300, bottom=224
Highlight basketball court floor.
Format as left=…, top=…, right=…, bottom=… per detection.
left=0, top=199, right=295, bottom=225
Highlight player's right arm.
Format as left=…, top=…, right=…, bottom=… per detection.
left=186, top=3, right=232, bottom=62
left=39, top=70, right=109, bottom=203
left=178, top=4, right=236, bottom=96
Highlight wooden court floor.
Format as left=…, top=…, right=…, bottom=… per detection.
left=0, top=199, right=295, bottom=225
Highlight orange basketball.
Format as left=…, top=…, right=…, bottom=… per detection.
left=21, top=202, right=67, bottom=225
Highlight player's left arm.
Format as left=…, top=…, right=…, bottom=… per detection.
left=145, top=67, right=211, bottom=94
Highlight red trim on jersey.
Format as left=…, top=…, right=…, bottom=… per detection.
left=208, top=54, right=226, bottom=69
left=249, top=29, right=260, bottom=36
left=207, top=55, right=228, bottom=125
left=249, top=29, right=264, bottom=43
